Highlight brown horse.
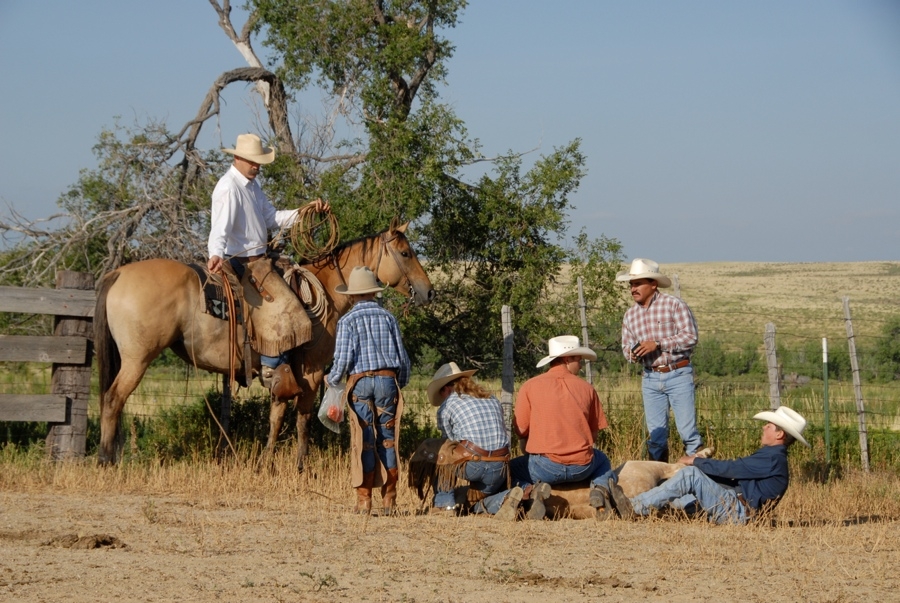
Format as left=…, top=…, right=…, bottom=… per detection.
left=94, top=221, right=434, bottom=467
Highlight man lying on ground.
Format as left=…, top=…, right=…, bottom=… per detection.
left=610, top=406, right=810, bottom=525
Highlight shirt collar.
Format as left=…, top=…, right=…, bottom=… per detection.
left=229, top=164, right=252, bottom=187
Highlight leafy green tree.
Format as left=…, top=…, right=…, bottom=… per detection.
left=872, top=316, right=900, bottom=382
left=0, top=0, right=625, bottom=379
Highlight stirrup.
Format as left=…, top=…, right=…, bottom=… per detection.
left=264, top=363, right=301, bottom=398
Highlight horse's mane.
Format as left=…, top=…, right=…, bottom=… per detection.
left=299, top=225, right=398, bottom=267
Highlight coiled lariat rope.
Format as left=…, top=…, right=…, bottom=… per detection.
left=287, top=204, right=340, bottom=261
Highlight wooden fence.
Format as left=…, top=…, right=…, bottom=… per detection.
left=0, top=271, right=94, bottom=459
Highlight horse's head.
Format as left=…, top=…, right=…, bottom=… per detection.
left=375, top=220, right=435, bottom=306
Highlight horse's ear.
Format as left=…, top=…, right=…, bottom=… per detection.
left=390, top=218, right=409, bottom=234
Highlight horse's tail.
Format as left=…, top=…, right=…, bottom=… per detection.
left=94, top=270, right=121, bottom=411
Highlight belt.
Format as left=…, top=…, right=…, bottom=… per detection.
left=736, top=493, right=756, bottom=517
left=460, top=440, right=510, bottom=458
left=651, top=359, right=691, bottom=373
left=353, top=369, right=397, bottom=378
left=233, top=254, right=266, bottom=264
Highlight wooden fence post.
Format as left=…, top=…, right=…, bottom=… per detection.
left=45, top=271, right=94, bottom=460
left=672, top=273, right=681, bottom=299
left=577, top=277, right=592, bottom=384
left=764, top=322, right=781, bottom=410
left=843, top=297, right=870, bottom=472
left=501, top=305, right=514, bottom=439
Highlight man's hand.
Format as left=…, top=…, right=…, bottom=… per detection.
left=208, top=255, right=224, bottom=272
left=630, top=340, right=662, bottom=360
left=309, top=198, right=331, bottom=213
left=678, top=455, right=696, bottom=465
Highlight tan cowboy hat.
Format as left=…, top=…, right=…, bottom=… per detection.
left=334, top=266, right=385, bottom=295
left=753, top=406, right=810, bottom=447
left=615, top=258, right=672, bottom=288
left=222, top=133, right=276, bottom=165
left=427, top=362, right=478, bottom=406
left=536, top=335, right=597, bottom=368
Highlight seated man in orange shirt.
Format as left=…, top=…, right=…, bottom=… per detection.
left=495, top=336, right=627, bottom=521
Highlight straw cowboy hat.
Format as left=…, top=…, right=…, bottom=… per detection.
left=222, top=133, right=276, bottom=165
left=753, top=406, right=810, bottom=447
left=427, top=362, right=478, bottom=406
left=536, top=335, right=598, bottom=368
left=334, top=266, right=385, bottom=295
left=615, top=258, right=672, bottom=288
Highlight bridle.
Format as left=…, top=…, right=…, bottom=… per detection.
left=373, top=230, right=419, bottom=302
left=330, top=229, right=420, bottom=302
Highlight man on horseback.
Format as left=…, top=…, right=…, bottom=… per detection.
left=207, top=132, right=329, bottom=398
left=325, top=266, right=411, bottom=515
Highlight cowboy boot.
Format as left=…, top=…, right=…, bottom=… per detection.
left=356, top=472, right=375, bottom=514
left=381, top=468, right=400, bottom=516
left=494, top=486, right=524, bottom=521
left=607, top=477, right=635, bottom=520
left=265, top=363, right=301, bottom=398
left=526, top=482, right=551, bottom=521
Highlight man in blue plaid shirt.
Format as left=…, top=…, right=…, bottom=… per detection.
left=427, top=362, right=511, bottom=516
left=618, top=258, right=703, bottom=462
left=326, top=266, right=411, bottom=515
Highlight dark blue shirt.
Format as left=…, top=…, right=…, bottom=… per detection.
left=693, top=444, right=790, bottom=510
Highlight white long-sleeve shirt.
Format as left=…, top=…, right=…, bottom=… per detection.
left=207, top=165, right=297, bottom=259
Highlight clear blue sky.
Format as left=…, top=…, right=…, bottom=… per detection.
left=1, top=1, right=898, bottom=262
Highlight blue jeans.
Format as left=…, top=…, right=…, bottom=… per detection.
left=511, top=450, right=616, bottom=489
left=434, top=460, right=507, bottom=510
left=473, top=451, right=615, bottom=515
left=349, top=376, right=398, bottom=473
left=260, top=352, right=289, bottom=368
left=630, top=466, right=751, bottom=525
left=642, top=365, right=702, bottom=460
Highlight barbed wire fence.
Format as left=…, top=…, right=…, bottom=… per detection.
left=2, top=271, right=898, bottom=469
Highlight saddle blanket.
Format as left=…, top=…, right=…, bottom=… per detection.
left=188, top=264, right=242, bottom=323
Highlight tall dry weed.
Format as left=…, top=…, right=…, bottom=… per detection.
left=1, top=443, right=897, bottom=525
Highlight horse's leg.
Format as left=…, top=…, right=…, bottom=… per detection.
left=293, top=362, right=324, bottom=474
left=261, top=397, right=288, bottom=473
left=98, top=359, right=151, bottom=465
left=294, top=390, right=317, bottom=474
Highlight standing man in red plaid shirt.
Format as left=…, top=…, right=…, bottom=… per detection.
left=618, top=258, right=702, bottom=462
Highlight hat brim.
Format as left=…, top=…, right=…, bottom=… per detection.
left=222, top=147, right=276, bottom=165
left=615, top=271, right=672, bottom=288
left=427, top=370, right=477, bottom=406
left=334, top=283, right=385, bottom=295
left=753, top=410, right=810, bottom=447
left=536, top=347, right=598, bottom=368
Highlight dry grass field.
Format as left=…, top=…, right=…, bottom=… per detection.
left=663, top=260, right=900, bottom=341
left=2, top=261, right=900, bottom=601
left=1, top=449, right=899, bottom=602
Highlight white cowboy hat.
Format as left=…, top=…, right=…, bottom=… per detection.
left=222, top=133, right=276, bottom=165
left=536, top=335, right=597, bottom=368
left=615, top=258, right=672, bottom=288
left=334, top=266, right=385, bottom=295
left=753, top=406, right=810, bottom=447
left=427, top=362, right=478, bottom=406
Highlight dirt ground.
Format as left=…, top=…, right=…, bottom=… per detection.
left=1, top=488, right=897, bottom=603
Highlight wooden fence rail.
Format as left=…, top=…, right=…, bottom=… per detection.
left=0, top=272, right=95, bottom=459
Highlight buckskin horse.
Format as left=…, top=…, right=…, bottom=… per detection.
left=94, top=220, right=434, bottom=468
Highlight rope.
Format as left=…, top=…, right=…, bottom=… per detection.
left=197, top=265, right=239, bottom=460
left=286, top=204, right=340, bottom=260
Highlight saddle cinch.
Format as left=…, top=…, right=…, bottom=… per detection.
left=189, top=255, right=326, bottom=386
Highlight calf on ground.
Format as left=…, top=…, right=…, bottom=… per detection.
left=544, top=448, right=714, bottom=520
